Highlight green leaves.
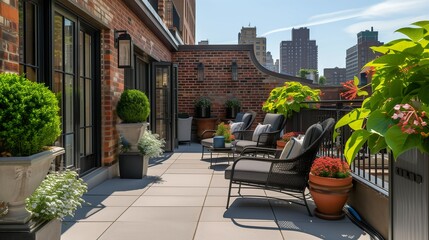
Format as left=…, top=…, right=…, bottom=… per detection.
left=385, top=125, right=422, bottom=159
left=366, top=110, right=394, bottom=136
left=396, top=27, right=425, bottom=42
left=344, top=130, right=371, bottom=164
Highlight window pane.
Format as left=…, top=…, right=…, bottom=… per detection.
left=80, top=128, right=85, bottom=156
left=79, top=31, right=84, bottom=77
left=86, top=128, right=93, bottom=155
left=53, top=72, right=63, bottom=128
left=25, top=67, right=37, bottom=82
left=64, top=18, right=74, bottom=74
left=80, top=77, right=85, bottom=125
left=53, top=14, right=63, bottom=70
left=25, top=3, right=36, bottom=65
left=65, top=74, right=74, bottom=133
left=65, top=134, right=74, bottom=167
left=85, top=33, right=91, bottom=77
left=86, top=79, right=92, bottom=125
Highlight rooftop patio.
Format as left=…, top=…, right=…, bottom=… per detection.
left=61, top=143, right=370, bottom=240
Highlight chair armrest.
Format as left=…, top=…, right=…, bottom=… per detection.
left=233, top=130, right=254, bottom=140
left=201, top=130, right=216, bottom=139
left=240, top=146, right=281, bottom=157
left=256, top=130, right=282, bottom=147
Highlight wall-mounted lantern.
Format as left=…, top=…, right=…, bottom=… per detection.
left=231, top=60, right=238, bottom=81
left=197, top=62, right=204, bottom=81
left=114, top=30, right=133, bottom=68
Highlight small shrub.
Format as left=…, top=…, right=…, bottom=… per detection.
left=194, top=97, right=211, bottom=108
left=117, top=89, right=150, bottom=123
left=26, top=170, right=87, bottom=220
left=225, top=98, right=241, bottom=108
left=215, top=122, right=234, bottom=143
left=138, top=130, right=165, bottom=158
left=310, top=157, right=350, bottom=179
left=0, top=73, right=61, bottom=156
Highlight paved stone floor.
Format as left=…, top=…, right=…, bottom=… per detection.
left=61, top=143, right=370, bottom=240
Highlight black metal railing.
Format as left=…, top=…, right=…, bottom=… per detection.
left=290, top=100, right=389, bottom=195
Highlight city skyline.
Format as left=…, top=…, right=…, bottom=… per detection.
left=196, top=0, right=429, bottom=76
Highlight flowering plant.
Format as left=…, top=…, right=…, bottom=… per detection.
left=280, top=132, right=302, bottom=142
left=215, top=122, right=235, bottom=143
left=26, top=170, right=87, bottom=220
left=138, top=130, right=166, bottom=158
left=262, top=81, right=321, bottom=118
left=335, top=21, right=429, bottom=163
left=310, top=156, right=351, bottom=179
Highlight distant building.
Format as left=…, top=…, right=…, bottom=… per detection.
left=280, top=27, right=318, bottom=76
left=346, top=27, right=383, bottom=83
left=238, top=26, right=266, bottom=65
left=324, top=67, right=347, bottom=85
left=170, top=0, right=196, bottom=44
left=274, top=59, right=279, bottom=73
left=198, top=40, right=209, bottom=45
left=265, top=51, right=276, bottom=71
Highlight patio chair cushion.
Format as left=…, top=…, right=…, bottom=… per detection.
left=262, top=113, right=284, bottom=131
left=302, top=123, right=323, bottom=150
left=235, top=140, right=258, bottom=152
left=241, top=113, right=252, bottom=127
left=252, top=123, right=271, bottom=142
left=235, top=112, right=245, bottom=122
left=225, top=160, right=271, bottom=183
left=230, top=121, right=244, bottom=133
left=279, top=137, right=304, bottom=160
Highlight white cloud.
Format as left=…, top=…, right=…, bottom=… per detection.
left=345, top=15, right=429, bottom=35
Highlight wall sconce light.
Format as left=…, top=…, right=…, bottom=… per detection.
left=197, top=62, right=204, bottom=81
left=231, top=61, right=238, bottom=81
left=114, top=30, right=134, bottom=68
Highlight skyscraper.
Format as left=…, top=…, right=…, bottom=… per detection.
left=280, top=27, right=318, bottom=76
left=238, top=27, right=266, bottom=65
left=324, top=67, right=347, bottom=85
left=265, top=51, right=276, bottom=71
left=346, top=27, right=383, bottom=82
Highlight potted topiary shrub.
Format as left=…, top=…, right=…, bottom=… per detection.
left=225, top=98, right=241, bottom=119
left=0, top=73, right=64, bottom=226
left=116, top=89, right=150, bottom=152
left=194, top=96, right=211, bottom=118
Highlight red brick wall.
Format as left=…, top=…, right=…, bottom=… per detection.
left=0, top=0, right=19, bottom=73
left=0, top=0, right=174, bottom=165
left=173, top=45, right=317, bottom=127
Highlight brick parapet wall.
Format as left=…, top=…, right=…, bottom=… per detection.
left=173, top=45, right=318, bottom=128
left=0, top=0, right=19, bottom=73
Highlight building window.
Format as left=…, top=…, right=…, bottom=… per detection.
left=19, top=0, right=41, bottom=82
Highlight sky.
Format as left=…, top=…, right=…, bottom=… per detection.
left=196, top=0, right=429, bottom=75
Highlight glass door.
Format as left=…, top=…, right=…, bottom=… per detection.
left=152, top=62, right=177, bottom=152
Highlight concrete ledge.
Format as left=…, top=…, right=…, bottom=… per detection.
left=82, top=164, right=119, bottom=190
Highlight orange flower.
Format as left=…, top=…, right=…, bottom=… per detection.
left=340, top=80, right=359, bottom=100
left=365, top=66, right=376, bottom=78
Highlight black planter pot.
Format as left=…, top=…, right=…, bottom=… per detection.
left=119, top=152, right=148, bottom=179
left=195, top=106, right=211, bottom=118
left=391, top=149, right=429, bottom=239
left=226, top=107, right=240, bottom=119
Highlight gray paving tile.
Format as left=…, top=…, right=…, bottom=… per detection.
left=82, top=195, right=139, bottom=207
left=132, top=195, right=206, bottom=206
left=200, top=206, right=276, bottom=222
left=194, top=221, right=283, bottom=240
left=164, top=168, right=214, bottom=174
left=98, top=221, right=198, bottom=240
left=86, top=178, right=157, bottom=196
left=209, top=174, right=230, bottom=187
left=143, top=186, right=208, bottom=196
left=279, top=221, right=371, bottom=239
left=61, top=222, right=112, bottom=240
left=117, top=206, right=202, bottom=222
left=63, top=207, right=127, bottom=222
left=169, top=163, right=210, bottom=169
left=153, top=173, right=212, bottom=187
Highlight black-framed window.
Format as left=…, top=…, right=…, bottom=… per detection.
left=18, top=0, right=41, bottom=82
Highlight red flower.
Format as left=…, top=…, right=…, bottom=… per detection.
left=340, top=80, right=359, bottom=100
left=310, top=157, right=350, bottom=178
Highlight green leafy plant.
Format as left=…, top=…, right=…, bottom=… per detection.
left=225, top=98, right=241, bottom=108
left=335, top=21, right=429, bottom=163
left=262, top=81, right=321, bottom=118
left=117, top=89, right=150, bottom=123
left=26, top=170, right=87, bottom=220
left=215, top=122, right=235, bottom=143
left=138, top=130, right=166, bottom=158
left=194, top=97, right=211, bottom=108
left=0, top=73, right=61, bottom=156
left=310, top=156, right=351, bottom=179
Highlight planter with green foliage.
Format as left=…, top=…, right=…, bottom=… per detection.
left=225, top=98, right=241, bottom=119
left=0, top=73, right=64, bottom=225
left=194, top=97, right=211, bottom=118
left=262, top=81, right=321, bottom=118
left=116, top=89, right=150, bottom=152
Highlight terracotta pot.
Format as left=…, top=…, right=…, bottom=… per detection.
left=308, top=173, right=353, bottom=220
left=276, top=140, right=287, bottom=149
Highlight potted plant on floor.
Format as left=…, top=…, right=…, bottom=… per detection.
left=334, top=21, right=429, bottom=238
left=119, top=130, right=165, bottom=178
left=308, top=156, right=352, bottom=220
left=225, top=98, right=241, bottom=119
left=194, top=96, right=212, bottom=118
left=213, top=123, right=235, bottom=148
left=0, top=73, right=64, bottom=225
left=276, top=132, right=302, bottom=149
left=116, top=89, right=150, bottom=152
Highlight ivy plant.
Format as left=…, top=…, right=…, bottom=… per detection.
left=335, top=20, right=429, bottom=163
